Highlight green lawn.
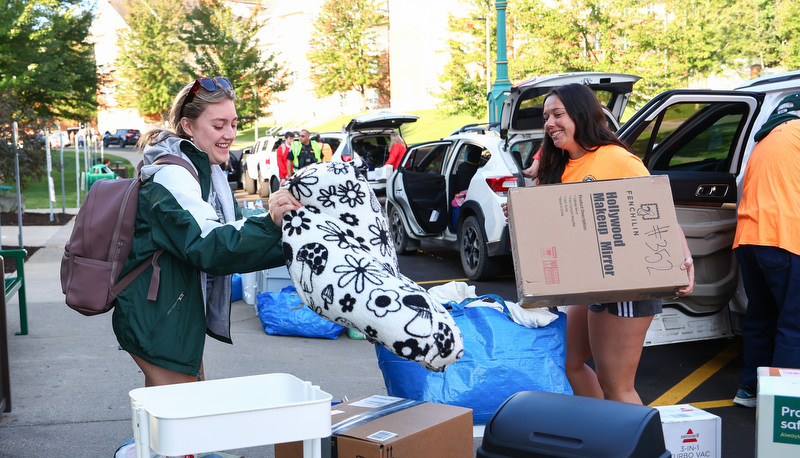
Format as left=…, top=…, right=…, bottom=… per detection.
left=14, top=109, right=484, bottom=210
left=6, top=151, right=135, bottom=210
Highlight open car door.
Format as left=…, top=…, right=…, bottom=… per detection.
left=617, top=90, right=764, bottom=321
left=393, top=142, right=451, bottom=235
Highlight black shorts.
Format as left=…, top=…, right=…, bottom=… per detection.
left=588, top=299, right=662, bottom=318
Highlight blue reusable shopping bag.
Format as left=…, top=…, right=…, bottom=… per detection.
left=374, top=295, right=572, bottom=424
left=256, top=285, right=345, bottom=339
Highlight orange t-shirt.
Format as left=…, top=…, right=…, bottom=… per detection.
left=733, top=119, right=800, bottom=256
left=561, top=144, right=649, bottom=183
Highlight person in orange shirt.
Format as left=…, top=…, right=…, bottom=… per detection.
left=384, top=131, right=407, bottom=169
left=536, top=83, right=695, bottom=405
left=730, top=93, right=800, bottom=408
left=312, top=134, right=333, bottom=161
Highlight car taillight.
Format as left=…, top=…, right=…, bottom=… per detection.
left=126, top=133, right=133, bottom=137
left=485, top=176, right=518, bottom=196
left=265, top=157, right=271, bottom=166
left=342, top=155, right=352, bottom=162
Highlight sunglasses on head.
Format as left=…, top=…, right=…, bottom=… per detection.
left=180, top=76, right=234, bottom=118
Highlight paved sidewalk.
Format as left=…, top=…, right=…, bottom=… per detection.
left=0, top=213, right=421, bottom=457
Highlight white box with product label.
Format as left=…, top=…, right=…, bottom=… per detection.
left=655, top=404, right=720, bottom=458
left=757, top=367, right=800, bottom=457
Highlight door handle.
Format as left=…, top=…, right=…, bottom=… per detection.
left=695, top=184, right=729, bottom=198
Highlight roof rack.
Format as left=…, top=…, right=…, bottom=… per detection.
left=450, top=122, right=500, bottom=136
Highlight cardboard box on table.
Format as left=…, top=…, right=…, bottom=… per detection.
left=757, top=367, right=800, bottom=457
left=507, top=175, right=689, bottom=307
left=275, top=395, right=473, bottom=458
left=655, top=404, right=721, bottom=458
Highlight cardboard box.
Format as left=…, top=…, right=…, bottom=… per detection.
left=757, top=367, right=800, bottom=457
left=275, top=395, right=473, bottom=458
left=655, top=404, right=721, bottom=458
left=507, top=175, right=689, bottom=307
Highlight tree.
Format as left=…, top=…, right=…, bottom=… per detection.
left=115, top=0, right=189, bottom=120
left=182, top=0, right=287, bottom=123
left=307, top=0, right=389, bottom=110
left=437, top=0, right=494, bottom=118
left=1, top=0, right=96, bottom=188
left=0, top=0, right=97, bottom=121
left=775, top=0, right=800, bottom=69
left=439, top=0, right=800, bottom=115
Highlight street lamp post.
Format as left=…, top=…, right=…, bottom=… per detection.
left=488, top=0, right=512, bottom=123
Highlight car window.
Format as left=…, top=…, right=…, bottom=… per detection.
left=406, top=143, right=449, bottom=174
left=510, top=139, right=542, bottom=170
left=353, top=135, right=391, bottom=168
left=512, top=90, right=618, bottom=131
left=452, top=143, right=490, bottom=170
left=627, top=101, right=750, bottom=172
left=320, top=136, right=342, bottom=152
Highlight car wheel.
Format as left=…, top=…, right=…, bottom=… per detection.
left=243, top=167, right=256, bottom=194
left=459, top=215, right=498, bottom=281
left=103, top=140, right=109, bottom=148
left=389, top=205, right=418, bottom=255
left=270, top=175, right=280, bottom=193
left=257, top=171, right=270, bottom=198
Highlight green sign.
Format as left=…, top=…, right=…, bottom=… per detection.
left=774, top=395, right=800, bottom=445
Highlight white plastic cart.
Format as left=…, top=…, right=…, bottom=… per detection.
left=129, top=373, right=332, bottom=458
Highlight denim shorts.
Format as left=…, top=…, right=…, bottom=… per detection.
left=589, top=299, right=662, bottom=318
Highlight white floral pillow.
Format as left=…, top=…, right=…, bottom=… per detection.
left=281, top=162, right=464, bottom=371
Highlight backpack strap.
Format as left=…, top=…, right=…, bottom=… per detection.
left=115, top=155, right=200, bottom=302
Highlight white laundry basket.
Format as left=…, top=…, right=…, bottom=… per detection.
left=129, top=373, right=332, bottom=457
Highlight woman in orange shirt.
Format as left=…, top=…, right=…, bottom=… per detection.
left=537, top=84, right=695, bottom=404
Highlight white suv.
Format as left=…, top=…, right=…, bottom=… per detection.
left=331, top=112, right=419, bottom=192
left=501, top=69, right=800, bottom=345
left=386, top=72, right=639, bottom=281
left=240, top=135, right=281, bottom=197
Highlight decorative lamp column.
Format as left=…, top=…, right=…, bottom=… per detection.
left=488, top=0, right=511, bottom=123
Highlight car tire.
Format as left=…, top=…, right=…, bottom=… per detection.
left=459, top=215, right=498, bottom=281
left=270, top=175, right=280, bottom=193
left=257, top=171, right=270, bottom=198
left=389, top=205, right=418, bottom=255
left=243, top=166, right=256, bottom=194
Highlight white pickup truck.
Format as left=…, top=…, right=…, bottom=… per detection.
left=240, top=135, right=281, bottom=198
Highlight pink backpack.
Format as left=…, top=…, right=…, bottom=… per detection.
left=60, top=155, right=198, bottom=316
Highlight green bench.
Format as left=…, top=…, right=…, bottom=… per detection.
left=1, top=249, right=28, bottom=335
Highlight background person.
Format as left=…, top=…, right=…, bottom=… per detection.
left=114, top=76, right=301, bottom=391
left=731, top=93, right=800, bottom=408
left=277, top=131, right=295, bottom=179
left=288, top=129, right=321, bottom=169
left=312, top=133, right=333, bottom=161
left=384, top=130, right=407, bottom=169
left=535, top=83, right=694, bottom=404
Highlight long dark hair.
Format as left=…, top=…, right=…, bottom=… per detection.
left=538, top=83, right=629, bottom=184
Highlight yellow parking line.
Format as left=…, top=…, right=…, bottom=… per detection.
left=414, top=274, right=514, bottom=286
left=688, top=399, right=737, bottom=410
left=649, top=340, right=740, bottom=407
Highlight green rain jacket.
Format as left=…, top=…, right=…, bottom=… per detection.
left=113, top=135, right=285, bottom=376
